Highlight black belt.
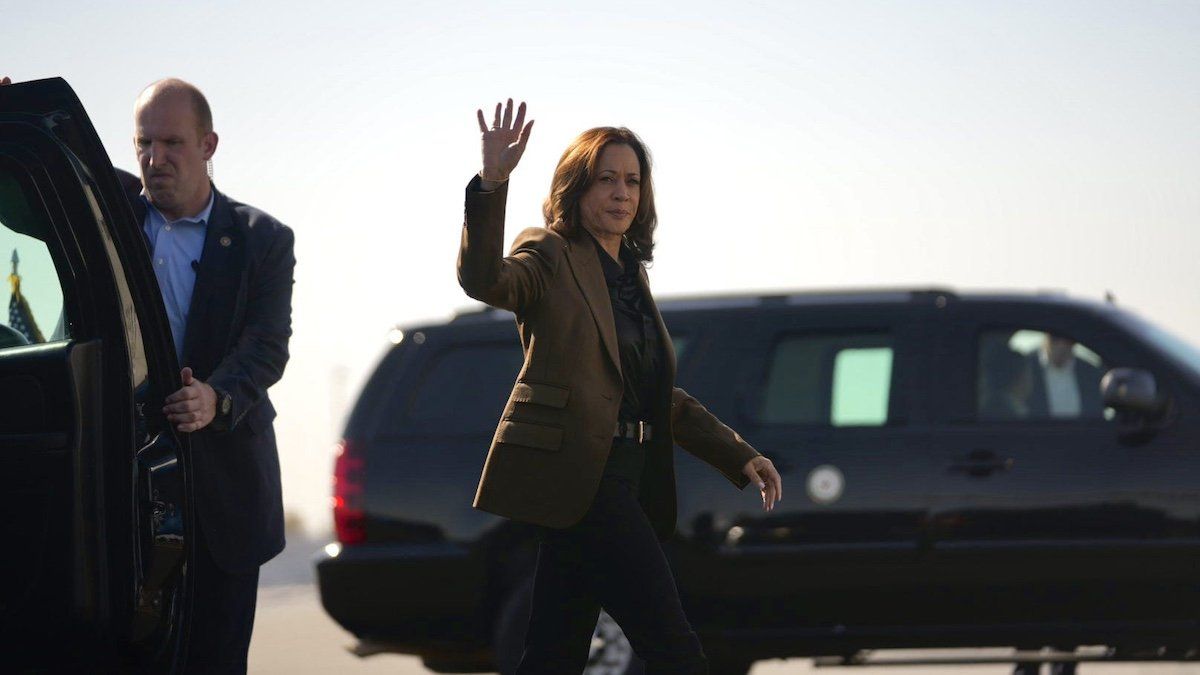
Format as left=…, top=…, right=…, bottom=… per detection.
left=614, top=420, right=653, bottom=443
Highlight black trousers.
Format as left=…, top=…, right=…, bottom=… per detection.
left=517, top=439, right=708, bottom=674
left=183, top=516, right=261, bottom=674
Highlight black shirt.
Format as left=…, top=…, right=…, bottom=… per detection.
left=590, top=233, right=661, bottom=422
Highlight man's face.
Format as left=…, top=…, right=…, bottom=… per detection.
left=134, top=92, right=216, bottom=218
left=1046, top=335, right=1076, bottom=368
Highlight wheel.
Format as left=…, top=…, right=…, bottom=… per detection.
left=493, top=581, right=645, bottom=675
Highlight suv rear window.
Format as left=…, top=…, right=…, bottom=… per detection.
left=394, top=342, right=524, bottom=435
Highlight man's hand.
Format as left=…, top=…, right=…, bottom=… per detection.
left=164, top=366, right=217, bottom=433
left=742, top=455, right=783, bottom=512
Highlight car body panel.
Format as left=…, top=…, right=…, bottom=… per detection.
left=319, top=292, right=1200, bottom=661
left=0, top=78, right=191, bottom=670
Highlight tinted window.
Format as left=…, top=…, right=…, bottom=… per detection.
left=760, top=333, right=893, bottom=427
left=397, top=342, right=523, bottom=435
left=977, top=328, right=1108, bottom=422
left=0, top=169, right=69, bottom=348
left=387, top=332, right=688, bottom=437
left=671, top=335, right=689, bottom=362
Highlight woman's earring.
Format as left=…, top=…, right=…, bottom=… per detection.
left=207, top=159, right=214, bottom=180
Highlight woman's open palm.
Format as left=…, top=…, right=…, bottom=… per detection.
left=477, top=98, right=533, bottom=182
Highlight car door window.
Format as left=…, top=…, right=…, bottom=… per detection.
left=759, top=332, right=894, bottom=427
left=0, top=170, right=69, bottom=348
left=977, top=328, right=1108, bottom=422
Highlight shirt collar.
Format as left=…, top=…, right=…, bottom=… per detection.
left=140, top=187, right=215, bottom=226
left=586, top=230, right=634, bottom=286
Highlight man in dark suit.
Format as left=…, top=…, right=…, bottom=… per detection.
left=1027, top=334, right=1104, bottom=419
left=128, top=78, right=295, bottom=673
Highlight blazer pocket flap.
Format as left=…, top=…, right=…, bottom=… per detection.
left=496, top=420, right=563, bottom=452
left=512, top=381, right=570, bottom=409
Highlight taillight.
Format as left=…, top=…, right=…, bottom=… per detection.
left=333, top=439, right=366, bottom=545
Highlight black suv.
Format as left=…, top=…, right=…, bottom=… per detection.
left=317, top=290, right=1200, bottom=673
left=1, top=80, right=193, bottom=670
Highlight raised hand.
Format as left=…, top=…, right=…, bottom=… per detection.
left=476, top=98, right=534, bottom=183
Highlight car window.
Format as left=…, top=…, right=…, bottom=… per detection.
left=0, top=169, right=69, bottom=349
left=387, top=332, right=688, bottom=437
left=759, top=332, right=893, bottom=427
left=397, top=342, right=524, bottom=435
left=977, top=328, right=1108, bottom=422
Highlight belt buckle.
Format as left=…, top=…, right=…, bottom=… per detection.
left=637, top=421, right=651, bottom=443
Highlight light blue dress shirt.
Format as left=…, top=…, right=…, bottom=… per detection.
left=141, top=191, right=214, bottom=362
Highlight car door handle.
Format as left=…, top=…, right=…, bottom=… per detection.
left=948, top=449, right=1014, bottom=477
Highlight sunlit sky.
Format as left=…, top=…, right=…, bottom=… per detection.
left=5, top=0, right=1198, bottom=533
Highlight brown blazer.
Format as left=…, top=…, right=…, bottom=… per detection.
left=457, top=177, right=760, bottom=539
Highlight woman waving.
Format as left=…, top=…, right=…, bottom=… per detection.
left=458, top=99, right=782, bottom=673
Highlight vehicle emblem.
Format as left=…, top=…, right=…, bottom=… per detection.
left=806, top=464, right=845, bottom=505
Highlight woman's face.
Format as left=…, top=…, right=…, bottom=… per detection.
left=578, top=143, right=641, bottom=240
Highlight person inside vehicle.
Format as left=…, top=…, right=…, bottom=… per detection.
left=1027, top=334, right=1104, bottom=419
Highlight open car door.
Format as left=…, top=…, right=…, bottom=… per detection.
left=0, top=78, right=192, bottom=672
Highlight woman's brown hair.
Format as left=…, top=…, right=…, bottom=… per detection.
left=542, top=127, right=657, bottom=263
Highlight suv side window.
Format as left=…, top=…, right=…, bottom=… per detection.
left=0, top=170, right=69, bottom=348
left=760, top=332, right=893, bottom=427
left=397, top=341, right=524, bottom=435
left=977, top=328, right=1108, bottom=422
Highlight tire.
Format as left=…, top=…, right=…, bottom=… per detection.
left=493, top=581, right=645, bottom=675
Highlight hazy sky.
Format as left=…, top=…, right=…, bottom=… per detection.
left=4, top=0, right=1198, bottom=532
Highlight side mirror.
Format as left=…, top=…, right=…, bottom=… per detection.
left=1101, top=367, right=1166, bottom=418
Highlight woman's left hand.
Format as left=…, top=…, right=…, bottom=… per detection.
left=742, top=456, right=782, bottom=511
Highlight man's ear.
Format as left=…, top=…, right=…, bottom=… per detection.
left=202, top=131, right=219, bottom=161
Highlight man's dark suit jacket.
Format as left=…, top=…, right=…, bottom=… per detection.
left=120, top=170, right=295, bottom=573
left=1027, top=352, right=1105, bottom=419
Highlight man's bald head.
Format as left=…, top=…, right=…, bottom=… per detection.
left=136, top=78, right=213, bottom=138
left=134, top=78, right=218, bottom=220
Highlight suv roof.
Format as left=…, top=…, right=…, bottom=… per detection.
left=445, top=287, right=1116, bottom=325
